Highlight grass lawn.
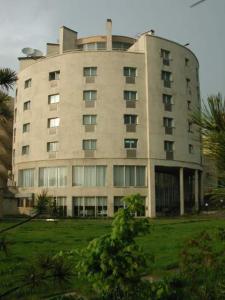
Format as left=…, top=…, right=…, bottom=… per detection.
left=0, top=215, right=225, bottom=299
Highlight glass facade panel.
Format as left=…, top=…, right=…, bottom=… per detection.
left=39, top=167, right=67, bottom=187
left=72, top=166, right=106, bottom=186
left=18, top=169, right=34, bottom=187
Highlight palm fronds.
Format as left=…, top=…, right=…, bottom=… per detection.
left=0, top=68, right=17, bottom=91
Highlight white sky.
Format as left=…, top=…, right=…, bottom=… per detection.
left=0, top=0, right=224, bottom=100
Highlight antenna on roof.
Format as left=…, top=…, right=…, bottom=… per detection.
left=22, top=47, right=43, bottom=57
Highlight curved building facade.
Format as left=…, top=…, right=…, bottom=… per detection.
left=13, top=20, right=202, bottom=217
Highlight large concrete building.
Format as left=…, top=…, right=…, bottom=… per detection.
left=13, top=20, right=202, bottom=217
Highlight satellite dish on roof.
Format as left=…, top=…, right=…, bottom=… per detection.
left=33, top=49, right=43, bottom=56
left=22, top=47, right=35, bottom=56
left=22, top=47, right=43, bottom=57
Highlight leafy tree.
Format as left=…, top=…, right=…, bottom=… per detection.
left=77, top=194, right=152, bottom=300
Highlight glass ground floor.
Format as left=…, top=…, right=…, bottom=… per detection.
left=15, top=165, right=202, bottom=218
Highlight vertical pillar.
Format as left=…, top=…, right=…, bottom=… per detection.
left=106, top=19, right=112, bottom=51
left=195, top=169, right=199, bottom=211
left=200, top=171, right=204, bottom=207
left=67, top=195, right=73, bottom=217
left=148, top=162, right=156, bottom=218
left=179, top=167, right=184, bottom=215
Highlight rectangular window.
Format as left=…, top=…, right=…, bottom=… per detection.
left=18, top=169, right=34, bottom=187
left=186, top=78, right=190, bottom=88
left=83, top=115, right=97, bottom=125
left=113, top=165, right=146, bottom=187
left=48, top=94, right=60, bottom=104
left=49, top=70, right=60, bottom=81
left=23, top=101, right=31, bottom=111
left=24, top=79, right=32, bottom=89
left=22, top=145, right=29, bottom=155
left=83, top=90, right=97, bottom=101
left=163, top=94, right=172, bottom=111
left=83, top=139, right=96, bottom=150
left=188, top=120, right=193, bottom=133
left=187, top=100, right=191, bottom=110
left=124, top=115, right=137, bottom=124
left=185, top=58, right=189, bottom=66
left=48, top=117, right=60, bottom=128
left=23, top=123, right=30, bottom=133
left=163, top=117, right=173, bottom=128
left=189, top=144, right=194, bottom=154
left=164, top=141, right=174, bottom=152
left=161, top=49, right=170, bottom=65
left=83, top=67, right=97, bottom=76
left=124, top=91, right=137, bottom=101
left=39, top=167, right=67, bottom=187
left=123, top=67, right=136, bottom=77
left=161, top=71, right=172, bottom=87
left=72, top=165, right=106, bottom=186
left=47, top=141, right=59, bottom=152
left=124, top=139, right=137, bottom=149
left=73, top=196, right=107, bottom=217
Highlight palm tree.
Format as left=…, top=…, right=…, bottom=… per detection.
left=0, top=68, right=17, bottom=91
left=193, top=93, right=225, bottom=200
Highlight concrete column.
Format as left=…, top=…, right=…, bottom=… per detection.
left=179, top=167, right=184, bottom=216
left=195, top=169, right=199, bottom=211
left=67, top=195, right=73, bottom=217
left=107, top=194, right=114, bottom=217
left=200, top=171, right=204, bottom=207
left=106, top=19, right=112, bottom=51
left=148, top=162, right=156, bottom=218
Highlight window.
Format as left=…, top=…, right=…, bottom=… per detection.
left=39, top=167, right=67, bottom=187
left=186, top=78, right=190, bottom=88
left=18, top=169, right=34, bottom=187
left=124, top=91, right=137, bottom=101
left=124, top=139, right=137, bottom=149
left=123, top=67, right=136, bottom=77
left=187, top=100, right=191, bottom=110
left=124, top=115, right=137, bottom=124
left=164, top=141, right=174, bottom=152
left=49, top=70, right=60, bottom=81
left=73, top=197, right=107, bottom=217
left=161, top=71, right=172, bottom=87
left=113, top=165, right=145, bottom=187
left=83, top=115, right=97, bottom=125
left=23, top=123, right=30, bottom=133
left=83, top=90, right=97, bottom=101
left=161, top=49, right=170, bottom=65
left=23, top=101, right=31, bottom=111
left=83, top=67, right=97, bottom=77
left=83, top=139, right=96, bottom=150
left=13, top=128, right=16, bottom=143
left=48, top=94, right=60, bottom=104
left=189, top=144, right=194, bottom=154
left=22, top=145, right=29, bottom=155
left=188, top=120, right=193, bottom=133
left=163, top=117, right=173, bottom=134
left=48, top=117, right=60, bottom=128
left=163, top=94, right=172, bottom=111
left=14, top=108, right=17, bottom=122
left=163, top=117, right=173, bottom=128
left=47, top=141, right=59, bottom=152
left=24, top=79, right=32, bottom=89
left=185, top=58, right=189, bottom=66
left=72, top=166, right=106, bottom=186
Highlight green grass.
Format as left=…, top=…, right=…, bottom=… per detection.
left=0, top=215, right=224, bottom=299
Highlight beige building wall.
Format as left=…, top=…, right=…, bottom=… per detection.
left=13, top=23, right=202, bottom=217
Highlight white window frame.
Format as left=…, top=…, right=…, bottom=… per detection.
left=48, top=94, right=60, bottom=104
left=83, top=67, right=97, bottom=77
left=83, top=115, right=97, bottom=125
left=83, top=90, right=97, bottom=101
left=48, top=117, right=60, bottom=128
left=47, top=141, right=59, bottom=152
left=124, top=91, right=137, bottom=101
left=124, top=139, right=138, bottom=149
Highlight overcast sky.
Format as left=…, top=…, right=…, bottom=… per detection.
left=0, top=0, right=224, bottom=100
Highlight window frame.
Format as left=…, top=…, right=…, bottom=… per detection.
left=49, top=70, right=60, bottom=81
left=124, top=139, right=138, bottom=149
left=83, top=90, right=97, bottom=101
left=83, top=67, right=97, bottom=77
left=47, top=117, right=60, bottom=128
left=83, top=139, right=97, bottom=150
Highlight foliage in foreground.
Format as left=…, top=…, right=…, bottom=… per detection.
left=77, top=194, right=152, bottom=300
